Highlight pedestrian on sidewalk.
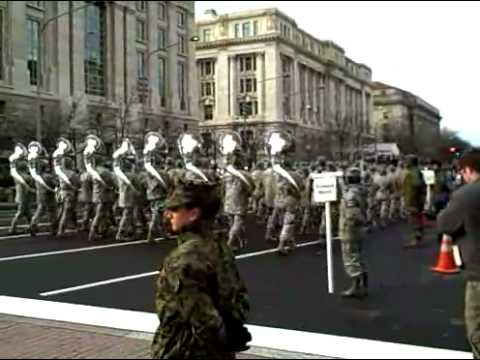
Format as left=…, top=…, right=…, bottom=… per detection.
left=437, top=149, right=480, bottom=358
left=152, top=179, right=251, bottom=359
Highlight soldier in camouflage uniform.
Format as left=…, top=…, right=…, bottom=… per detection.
left=402, top=155, right=427, bottom=248
left=88, top=157, right=117, bottom=242
left=9, top=145, right=35, bottom=235
left=373, top=165, right=390, bottom=228
left=266, top=158, right=304, bottom=256
left=152, top=179, right=251, bottom=359
left=114, top=158, right=139, bottom=242
left=223, top=149, right=255, bottom=253
left=339, top=167, right=368, bottom=298
left=56, top=157, right=80, bottom=236
left=29, top=147, right=59, bottom=237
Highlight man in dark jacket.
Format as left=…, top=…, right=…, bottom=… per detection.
left=437, top=149, right=480, bottom=358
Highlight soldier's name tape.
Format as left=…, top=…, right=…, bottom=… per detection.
left=0, top=295, right=469, bottom=360
left=39, top=241, right=323, bottom=297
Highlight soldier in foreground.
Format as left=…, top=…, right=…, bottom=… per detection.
left=152, top=179, right=251, bottom=359
left=9, top=144, right=35, bottom=235
left=339, top=167, right=368, bottom=298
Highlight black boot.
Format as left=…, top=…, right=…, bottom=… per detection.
left=341, top=276, right=367, bottom=299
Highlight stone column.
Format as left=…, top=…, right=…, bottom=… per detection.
left=293, top=58, right=300, bottom=122
left=229, top=55, right=237, bottom=117
left=256, top=52, right=265, bottom=117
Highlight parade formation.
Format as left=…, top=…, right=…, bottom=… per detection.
left=7, top=131, right=456, bottom=300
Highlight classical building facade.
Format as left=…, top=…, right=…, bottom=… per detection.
left=372, top=82, right=441, bottom=157
left=0, top=0, right=198, bottom=157
left=195, top=8, right=374, bottom=160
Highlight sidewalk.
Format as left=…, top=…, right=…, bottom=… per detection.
left=0, top=314, right=321, bottom=359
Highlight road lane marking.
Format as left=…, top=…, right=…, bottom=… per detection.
left=0, top=295, right=471, bottom=359
left=0, top=240, right=151, bottom=263
left=39, top=240, right=323, bottom=297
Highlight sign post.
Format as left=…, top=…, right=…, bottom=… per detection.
left=311, top=171, right=343, bottom=294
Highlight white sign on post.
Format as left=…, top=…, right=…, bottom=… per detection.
left=422, top=170, right=436, bottom=186
left=311, top=171, right=343, bottom=295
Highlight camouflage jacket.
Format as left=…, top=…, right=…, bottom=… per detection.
left=339, top=184, right=366, bottom=239
left=152, top=225, right=249, bottom=359
left=273, top=170, right=304, bottom=210
left=79, top=172, right=93, bottom=203
left=223, top=171, right=254, bottom=215
left=13, top=172, right=34, bottom=204
left=144, top=170, right=172, bottom=202
left=92, top=167, right=117, bottom=204
left=34, top=173, right=57, bottom=204
left=58, top=169, right=80, bottom=201
left=262, top=168, right=276, bottom=208
left=402, top=168, right=426, bottom=211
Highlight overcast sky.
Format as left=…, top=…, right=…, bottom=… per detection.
left=195, top=1, right=480, bottom=146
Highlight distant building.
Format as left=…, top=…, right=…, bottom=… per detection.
left=195, top=8, right=374, bottom=160
left=0, top=1, right=198, bottom=157
left=372, top=82, right=441, bottom=157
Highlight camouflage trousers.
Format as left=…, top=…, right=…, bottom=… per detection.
left=116, top=207, right=135, bottom=241
left=379, top=200, right=390, bottom=225
left=134, top=205, right=148, bottom=235
left=265, top=207, right=282, bottom=242
left=465, top=281, right=480, bottom=358
left=278, top=208, right=300, bottom=251
left=340, top=225, right=367, bottom=278
left=407, top=207, right=424, bottom=240
left=10, top=201, right=32, bottom=233
left=31, top=202, right=58, bottom=234
left=80, top=202, right=95, bottom=231
left=148, top=200, right=166, bottom=242
left=367, top=198, right=379, bottom=228
left=389, top=196, right=401, bottom=221
left=58, top=197, right=78, bottom=236
left=227, top=214, right=247, bottom=251
left=89, top=202, right=116, bottom=241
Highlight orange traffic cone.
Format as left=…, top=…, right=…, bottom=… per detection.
left=431, top=234, right=461, bottom=274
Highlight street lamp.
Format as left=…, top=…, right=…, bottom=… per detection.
left=36, top=1, right=106, bottom=142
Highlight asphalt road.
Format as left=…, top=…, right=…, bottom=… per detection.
left=0, top=216, right=469, bottom=352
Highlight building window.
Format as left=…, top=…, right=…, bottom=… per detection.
left=158, top=57, right=166, bottom=108
left=136, top=1, right=146, bottom=12
left=84, top=2, right=106, bottom=96
left=136, top=19, right=146, bottom=42
left=203, top=28, right=211, bottom=42
left=177, top=8, right=186, bottom=28
left=234, top=24, right=240, bottom=38
left=0, top=9, right=4, bottom=80
left=201, top=82, right=215, bottom=97
left=27, top=19, right=39, bottom=86
left=158, top=2, right=166, bottom=20
left=137, top=51, right=145, bottom=79
left=242, top=22, right=251, bottom=37
left=178, top=62, right=187, bottom=111
left=204, top=105, right=213, bottom=121
left=253, top=21, right=258, bottom=36
left=178, top=34, right=186, bottom=55
left=240, top=78, right=257, bottom=94
left=200, top=59, right=215, bottom=77
left=158, top=28, right=166, bottom=49
left=239, top=55, right=256, bottom=73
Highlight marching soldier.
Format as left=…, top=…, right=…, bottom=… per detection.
left=9, top=144, right=35, bottom=235
left=53, top=139, right=80, bottom=236
left=339, top=167, right=368, bottom=298
left=250, top=161, right=265, bottom=217
left=84, top=135, right=117, bottom=242
left=28, top=142, right=58, bottom=236
left=79, top=170, right=95, bottom=231
left=402, top=155, right=427, bottom=248
left=219, top=133, right=255, bottom=252
left=144, top=132, right=173, bottom=244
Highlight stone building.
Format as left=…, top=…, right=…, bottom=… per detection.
left=0, top=0, right=198, bottom=158
left=195, top=8, right=374, bottom=161
left=372, top=82, right=441, bottom=157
